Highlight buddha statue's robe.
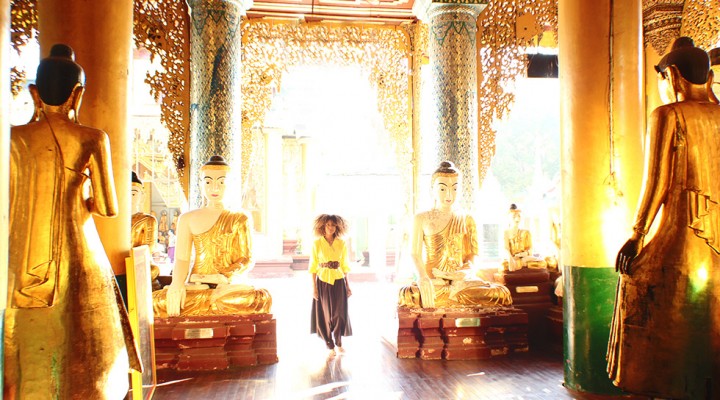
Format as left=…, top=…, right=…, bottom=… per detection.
left=152, top=210, right=271, bottom=317
left=5, top=114, right=140, bottom=399
left=399, top=214, right=512, bottom=308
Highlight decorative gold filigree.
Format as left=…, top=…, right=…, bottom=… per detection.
left=476, top=0, right=558, bottom=184
left=133, top=0, right=191, bottom=193
left=10, top=0, right=38, bottom=97
left=402, top=22, right=428, bottom=214
left=643, top=0, right=684, bottom=55
left=241, top=20, right=414, bottom=216
left=680, top=0, right=720, bottom=51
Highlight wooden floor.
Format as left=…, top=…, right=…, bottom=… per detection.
left=149, top=272, right=613, bottom=400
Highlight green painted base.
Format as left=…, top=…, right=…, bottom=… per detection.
left=563, top=266, right=626, bottom=396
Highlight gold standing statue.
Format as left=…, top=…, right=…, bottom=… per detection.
left=501, top=204, right=547, bottom=271
left=131, top=171, right=161, bottom=289
left=4, top=44, right=140, bottom=400
left=398, top=161, right=512, bottom=308
left=152, top=156, right=271, bottom=317
left=609, top=37, right=720, bottom=399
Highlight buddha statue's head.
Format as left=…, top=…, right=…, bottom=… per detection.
left=431, top=161, right=459, bottom=210
left=32, top=44, right=85, bottom=119
left=654, top=37, right=712, bottom=104
left=509, top=203, right=522, bottom=227
left=200, top=155, right=230, bottom=207
left=131, top=171, right=144, bottom=214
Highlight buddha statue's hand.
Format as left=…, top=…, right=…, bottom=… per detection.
left=418, top=276, right=435, bottom=308
left=166, top=282, right=186, bottom=317
left=432, top=268, right=466, bottom=282
left=616, top=237, right=644, bottom=275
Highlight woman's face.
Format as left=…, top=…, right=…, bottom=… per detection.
left=201, top=169, right=227, bottom=204
left=432, top=175, right=458, bottom=209
left=324, top=221, right=337, bottom=238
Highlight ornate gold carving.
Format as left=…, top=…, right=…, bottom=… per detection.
left=680, top=0, right=720, bottom=52
left=476, top=0, right=557, bottom=184
left=133, top=0, right=191, bottom=193
left=241, top=20, right=414, bottom=216
left=642, top=0, right=684, bottom=55
left=403, top=22, right=428, bottom=214
left=10, top=0, right=38, bottom=97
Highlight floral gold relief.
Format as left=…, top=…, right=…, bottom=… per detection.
left=133, top=0, right=191, bottom=192
left=241, top=20, right=414, bottom=217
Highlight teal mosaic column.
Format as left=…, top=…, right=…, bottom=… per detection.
left=414, top=0, right=485, bottom=211
left=187, top=0, right=248, bottom=207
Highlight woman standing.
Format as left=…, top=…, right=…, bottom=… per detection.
left=310, top=214, right=353, bottom=356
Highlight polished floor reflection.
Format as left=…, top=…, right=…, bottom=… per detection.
left=151, top=272, right=576, bottom=400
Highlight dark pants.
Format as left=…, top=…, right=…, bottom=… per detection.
left=311, top=277, right=352, bottom=349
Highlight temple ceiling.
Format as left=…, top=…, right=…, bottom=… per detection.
left=246, top=0, right=418, bottom=24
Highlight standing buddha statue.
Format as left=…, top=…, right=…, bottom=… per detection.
left=4, top=44, right=140, bottom=399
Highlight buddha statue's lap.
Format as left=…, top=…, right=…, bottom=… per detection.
left=152, top=283, right=271, bottom=317
left=399, top=161, right=512, bottom=309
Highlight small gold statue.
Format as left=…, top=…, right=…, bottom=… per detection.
left=501, top=204, right=547, bottom=271
left=398, top=161, right=512, bottom=308
left=4, top=44, right=140, bottom=399
left=152, top=156, right=271, bottom=317
left=609, top=37, right=720, bottom=399
left=131, top=171, right=161, bottom=290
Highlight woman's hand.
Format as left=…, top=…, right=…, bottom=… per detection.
left=313, top=286, right=318, bottom=300
left=346, top=286, right=352, bottom=298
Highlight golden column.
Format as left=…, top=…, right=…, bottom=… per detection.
left=559, top=0, right=643, bottom=395
left=38, top=0, right=134, bottom=278
left=413, top=0, right=486, bottom=211
left=187, top=0, right=249, bottom=208
left=0, top=0, right=10, bottom=328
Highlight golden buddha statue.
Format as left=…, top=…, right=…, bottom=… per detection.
left=398, top=161, right=512, bottom=308
left=501, top=204, right=547, bottom=271
left=609, top=37, right=720, bottom=399
left=131, top=171, right=161, bottom=289
left=4, top=44, right=140, bottom=399
left=152, top=156, right=272, bottom=317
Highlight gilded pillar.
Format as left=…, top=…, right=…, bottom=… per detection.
left=0, top=0, right=10, bottom=342
left=38, top=0, right=134, bottom=276
left=414, top=0, right=485, bottom=211
left=264, top=128, right=284, bottom=256
left=187, top=0, right=248, bottom=208
left=559, top=0, right=642, bottom=395
left=710, top=48, right=720, bottom=99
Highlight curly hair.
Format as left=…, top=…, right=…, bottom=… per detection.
left=313, top=214, right=348, bottom=238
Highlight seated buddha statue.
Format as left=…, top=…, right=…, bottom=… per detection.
left=152, top=155, right=271, bottom=317
left=501, top=204, right=547, bottom=272
left=398, top=161, right=513, bottom=308
left=130, top=171, right=161, bottom=290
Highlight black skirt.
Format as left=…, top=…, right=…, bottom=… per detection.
left=311, top=277, right=352, bottom=349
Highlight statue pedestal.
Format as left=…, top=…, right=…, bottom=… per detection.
left=396, top=307, right=529, bottom=360
left=154, top=314, right=278, bottom=371
left=494, top=268, right=554, bottom=346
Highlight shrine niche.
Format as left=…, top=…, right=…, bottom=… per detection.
left=241, top=20, right=415, bottom=219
